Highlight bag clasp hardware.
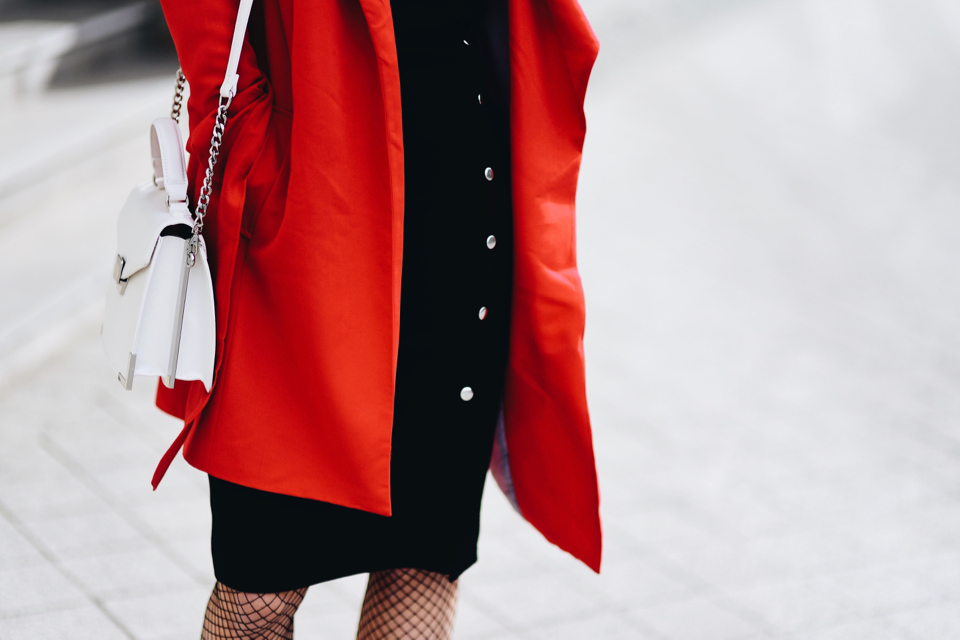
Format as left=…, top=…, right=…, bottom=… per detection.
left=166, top=194, right=189, bottom=214
left=118, top=352, right=136, bottom=390
left=113, top=255, right=128, bottom=295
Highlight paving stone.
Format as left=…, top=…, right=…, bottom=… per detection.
left=525, top=610, right=660, bottom=640
left=294, top=607, right=362, bottom=640
left=92, top=461, right=204, bottom=509
left=42, top=421, right=163, bottom=474
left=102, top=585, right=212, bottom=640
left=0, top=563, right=87, bottom=618
left=800, top=618, right=918, bottom=640
left=287, top=574, right=380, bottom=639
left=587, top=551, right=702, bottom=608
left=0, top=604, right=131, bottom=640
left=827, top=561, right=952, bottom=617
left=468, top=532, right=552, bottom=585
left=887, top=602, right=960, bottom=638
left=160, top=532, right=215, bottom=585
left=450, top=598, right=513, bottom=640
left=743, top=530, right=869, bottom=580
left=21, top=508, right=149, bottom=561
left=130, top=494, right=212, bottom=541
left=58, top=546, right=198, bottom=599
left=461, top=572, right=605, bottom=628
left=0, top=471, right=109, bottom=522
left=302, top=580, right=361, bottom=610
left=654, top=544, right=786, bottom=590
left=0, top=441, right=66, bottom=486
left=458, top=632, right=526, bottom=640
left=721, top=577, right=862, bottom=634
left=629, top=596, right=769, bottom=640
left=618, top=507, right=738, bottom=557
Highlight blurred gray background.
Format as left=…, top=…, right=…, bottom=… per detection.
left=1, top=0, right=960, bottom=638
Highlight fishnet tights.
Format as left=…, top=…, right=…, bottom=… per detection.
left=201, top=582, right=307, bottom=640
left=357, top=569, right=459, bottom=640
left=199, top=569, right=458, bottom=640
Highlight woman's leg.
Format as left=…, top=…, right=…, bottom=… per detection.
left=356, top=568, right=459, bottom=640
left=201, top=581, right=308, bottom=640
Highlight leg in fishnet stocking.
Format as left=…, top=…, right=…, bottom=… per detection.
left=356, top=568, right=459, bottom=640
left=201, top=581, right=308, bottom=640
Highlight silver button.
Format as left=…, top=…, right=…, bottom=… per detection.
left=478, top=94, right=482, bottom=105
left=460, top=386, right=474, bottom=401
left=478, top=307, right=488, bottom=320
left=463, top=39, right=470, bottom=46
left=484, top=167, right=494, bottom=181
left=486, top=235, right=497, bottom=249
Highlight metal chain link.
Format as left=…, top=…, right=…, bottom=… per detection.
left=171, top=68, right=186, bottom=123
left=167, top=68, right=232, bottom=262
left=192, top=94, right=232, bottom=247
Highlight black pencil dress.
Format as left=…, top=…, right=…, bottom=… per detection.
left=207, top=0, right=514, bottom=592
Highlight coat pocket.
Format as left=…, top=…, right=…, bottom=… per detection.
left=240, top=106, right=293, bottom=241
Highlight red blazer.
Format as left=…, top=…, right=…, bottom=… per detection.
left=155, top=0, right=601, bottom=572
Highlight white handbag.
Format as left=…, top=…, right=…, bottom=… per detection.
left=102, top=0, right=254, bottom=392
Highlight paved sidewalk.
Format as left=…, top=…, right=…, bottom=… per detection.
left=2, top=0, right=960, bottom=638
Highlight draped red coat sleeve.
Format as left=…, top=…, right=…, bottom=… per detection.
left=155, top=0, right=602, bottom=573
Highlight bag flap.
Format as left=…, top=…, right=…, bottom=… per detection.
left=116, top=182, right=194, bottom=282
left=115, top=118, right=194, bottom=282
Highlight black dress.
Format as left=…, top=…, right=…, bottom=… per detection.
left=208, top=0, right=514, bottom=592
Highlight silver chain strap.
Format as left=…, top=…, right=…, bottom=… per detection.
left=192, top=94, right=231, bottom=244
left=167, top=68, right=232, bottom=264
left=171, top=68, right=186, bottom=123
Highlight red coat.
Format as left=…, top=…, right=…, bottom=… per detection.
left=155, top=0, right=602, bottom=572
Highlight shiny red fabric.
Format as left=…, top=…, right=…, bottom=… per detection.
left=155, top=0, right=601, bottom=572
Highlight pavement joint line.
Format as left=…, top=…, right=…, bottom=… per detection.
left=0, top=600, right=90, bottom=623
left=0, top=491, right=136, bottom=638
left=0, top=269, right=108, bottom=395
left=0, top=296, right=103, bottom=393
left=623, top=615, right=671, bottom=640
left=609, top=532, right=721, bottom=594
left=37, top=432, right=214, bottom=590
left=456, top=590, right=535, bottom=638
left=708, top=592, right=782, bottom=637
left=0, top=107, right=155, bottom=210
left=0, top=269, right=105, bottom=359
left=90, top=385, right=187, bottom=458
left=615, top=553, right=940, bottom=639
left=462, top=584, right=618, bottom=637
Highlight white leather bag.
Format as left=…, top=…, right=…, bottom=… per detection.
left=102, top=117, right=216, bottom=391
left=101, top=0, right=254, bottom=392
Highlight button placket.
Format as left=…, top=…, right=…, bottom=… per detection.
left=459, top=42, right=509, bottom=413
